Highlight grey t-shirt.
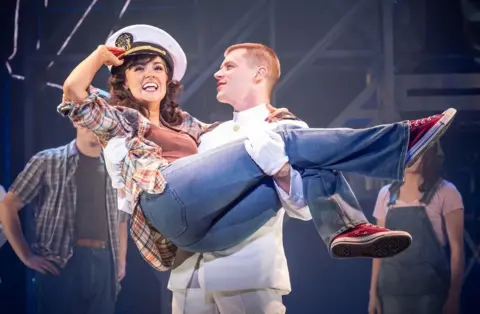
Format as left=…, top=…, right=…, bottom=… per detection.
left=74, top=153, right=109, bottom=242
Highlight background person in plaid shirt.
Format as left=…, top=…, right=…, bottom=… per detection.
left=59, top=24, right=456, bottom=273
left=0, top=125, right=127, bottom=314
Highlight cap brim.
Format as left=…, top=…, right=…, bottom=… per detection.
left=117, top=45, right=169, bottom=59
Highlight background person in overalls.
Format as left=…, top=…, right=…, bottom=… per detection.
left=368, top=143, right=465, bottom=314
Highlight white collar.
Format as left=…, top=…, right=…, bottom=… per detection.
left=232, top=104, right=270, bottom=125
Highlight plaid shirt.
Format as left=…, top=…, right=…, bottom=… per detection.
left=8, top=140, right=121, bottom=275
left=57, top=86, right=215, bottom=271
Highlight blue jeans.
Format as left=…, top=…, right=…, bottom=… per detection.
left=301, top=169, right=369, bottom=245
left=140, top=122, right=408, bottom=252
left=34, top=246, right=116, bottom=314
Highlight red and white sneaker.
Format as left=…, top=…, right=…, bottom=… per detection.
left=405, top=108, right=456, bottom=167
left=330, top=223, right=412, bottom=258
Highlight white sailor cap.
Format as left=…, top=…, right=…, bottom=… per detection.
left=105, top=24, right=187, bottom=81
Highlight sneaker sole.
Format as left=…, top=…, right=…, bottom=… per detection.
left=330, top=231, right=412, bottom=258
left=405, top=108, right=456, bottom=168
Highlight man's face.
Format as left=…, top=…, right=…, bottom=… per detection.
left=214, top=48, right=258, bottom=104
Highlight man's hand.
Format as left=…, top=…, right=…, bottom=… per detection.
left=0, top=195, right=60, bottom=275
left=118, top=220, right=128, bottom=281
left=23, top=254, right=60, bottom=275
left=273, top=163, right=290, bottom=178
left=272, top=163, right=291, bottom=194
left=117, top=260, right=126, bottom=281
left=265, top=104, right=298, bottom=123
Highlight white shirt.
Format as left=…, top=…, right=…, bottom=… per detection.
left=0, top=185, right=7, bottom=248
left=168, top=104, right=311, bottom=294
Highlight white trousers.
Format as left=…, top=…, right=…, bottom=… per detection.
left=171, top=288, right=286, bottom=314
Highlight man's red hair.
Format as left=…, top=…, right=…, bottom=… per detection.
left=225, top=43, right=281, bottom=93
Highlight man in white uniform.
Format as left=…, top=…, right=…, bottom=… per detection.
left=168, top=44, right=310, bottom=314
left=169, top=104, right=310, bottom=314
left=168, top=43, right=408, bottom=313
left=100, top=35, right=414, bottom=313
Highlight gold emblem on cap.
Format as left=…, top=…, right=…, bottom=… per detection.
left=115, top=32, right=133, bottom=51
left=233, top=124, right=240, bottom=132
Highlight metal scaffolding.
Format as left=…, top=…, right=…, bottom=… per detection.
left=13, top=0, right=460, bottom=158
left=178, top=0, right=401, bottom=126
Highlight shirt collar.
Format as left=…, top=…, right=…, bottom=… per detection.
left=67, top=140, right=79, bottom=157
left=67, top=139, right=104, bottom=162
left=232, top=104, right=270, bottom=125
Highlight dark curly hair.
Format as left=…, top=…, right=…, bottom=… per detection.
left=107, top=54, right=184, bottom=126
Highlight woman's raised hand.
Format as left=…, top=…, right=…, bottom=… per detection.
left=94, top=45, right=125, bottom=67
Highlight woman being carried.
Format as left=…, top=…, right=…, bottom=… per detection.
left=58, top=25, right=457, bottom=271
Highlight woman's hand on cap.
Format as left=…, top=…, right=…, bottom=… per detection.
left=95, top=45, right=124, bottom=67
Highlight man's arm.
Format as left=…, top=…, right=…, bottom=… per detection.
left=272, top=163, right=292, bottom=196
left=0, top=192, right=30, bottom=261
left=270, top=119, right=310, bottom=218
left=274, top=165, right=310, bottom=220
left=0, top=153, right=59, bottom=274
left=117, top=212, right=129, bottom=281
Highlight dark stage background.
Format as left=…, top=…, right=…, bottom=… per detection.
left=1, top=0, right=479, bottom=313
